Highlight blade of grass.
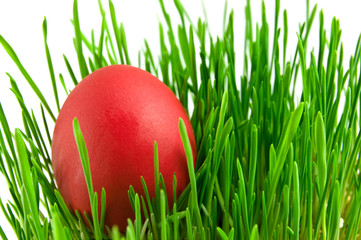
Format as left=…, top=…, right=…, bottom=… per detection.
left=14, top=129, right=43, bottom=240
left=179, top=118, right=203, bottom=230
left=51, top=204, right=69, bottom=240
left=109, top=0, right=124, bottom=64
left=42, top=17, right=60, bottom=113
left=73, top=0, right=89, bottom=79
left=0, top=35, right=56, bottom=122
left=72, top=118, right=102, bottom=240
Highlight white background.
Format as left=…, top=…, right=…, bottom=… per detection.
left=0, top=0, right=360, bottom=238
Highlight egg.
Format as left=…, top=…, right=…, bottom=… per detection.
left=51, top=65, right=197, bottom=231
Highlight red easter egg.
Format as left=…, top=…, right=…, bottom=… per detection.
left=51, top=65, right=197, bottom=231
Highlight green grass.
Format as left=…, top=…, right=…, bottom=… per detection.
left=0, top=0, right=361, bottom=239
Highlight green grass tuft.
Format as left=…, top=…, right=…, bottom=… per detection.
left=1, top=0, right=361, bottom=239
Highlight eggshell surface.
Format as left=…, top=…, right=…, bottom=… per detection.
left=51, top=65, right=197, bottom=231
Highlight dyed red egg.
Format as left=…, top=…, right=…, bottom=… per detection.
left=51, top=65, right=197, bottom=231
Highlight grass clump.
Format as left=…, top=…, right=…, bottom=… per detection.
left=0, top=0, right=361, bottom=239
